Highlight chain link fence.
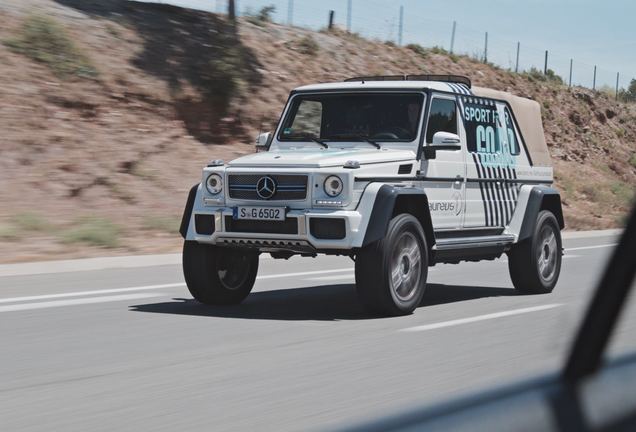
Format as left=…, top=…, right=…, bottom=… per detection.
left=212, top=0, right=631, bottom=98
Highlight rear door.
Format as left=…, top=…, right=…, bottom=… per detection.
left=420, top=94, right=466, bottom=229
left=460, top=97, right=522, bottom=228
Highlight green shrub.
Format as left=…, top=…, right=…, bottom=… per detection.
left=405, top=43, right=428, bottom=57
left=629, top=154, right=636, bottom=168
left=0, top=223, right=19, bottom=241
left=4, top=14, right=97, bottom=78
left=61, top=217, right=121, bottom=248
left=141, top=216, right=178, bottom=234
left=610, top=181, right=635, bottom=207
left=430, top=46, right=449, bottom=55
left=297, top=35, right=319, bottom=55
left=10, top=212, right=50, bottom=232
left=245, top=5, right=276, bottom=26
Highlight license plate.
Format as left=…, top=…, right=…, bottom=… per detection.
left=233, top=206, right=286, bottom=221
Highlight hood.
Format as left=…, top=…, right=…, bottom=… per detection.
left=228, top=148, right=416, bottom=168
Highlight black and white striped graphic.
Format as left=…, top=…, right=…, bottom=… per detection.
left=446, top=83, right=472, bottom=95
left=472, top=153, right=519, bottom=227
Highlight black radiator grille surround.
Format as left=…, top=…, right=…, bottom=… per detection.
left=228, top=174, right=308, bottom=200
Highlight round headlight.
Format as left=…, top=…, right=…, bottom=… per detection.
left=324, top=175, right=343, bottom=197
left=206, top=174, right=223, bottom=195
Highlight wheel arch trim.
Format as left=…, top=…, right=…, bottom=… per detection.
left=361, top=184, right=434, bottom=248
left=517, top=186, right=564, bottom=242
left=180, top=183, right=200, bottom=239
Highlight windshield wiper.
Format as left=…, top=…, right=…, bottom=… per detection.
left=327, top=134, right=381, bottom=149
left=286, top=133, right=328, bottom=148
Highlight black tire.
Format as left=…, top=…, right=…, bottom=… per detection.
left=508, top=210, right=562, bottom=294
left=355, top=213, right=428, bottom=316
left=182, top=241, right=259, bottom=305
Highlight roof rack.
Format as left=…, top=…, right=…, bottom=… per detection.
left=344, top=74, right=471, bottom=88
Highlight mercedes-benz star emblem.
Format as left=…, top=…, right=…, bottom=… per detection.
left=256, top=176, right=277, bottom=200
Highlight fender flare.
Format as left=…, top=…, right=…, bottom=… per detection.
left=361, top=184, right=434, bottom=248
left=179, top=183, right=199, bottom=239
left=518, top=186, right=565, bottom=242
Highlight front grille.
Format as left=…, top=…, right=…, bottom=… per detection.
left=228, top=174, right=308, bottom=200
left=224, top=216, right=298, bottom=235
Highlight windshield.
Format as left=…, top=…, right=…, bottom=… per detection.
left=278, top=93, right=424, bottom=143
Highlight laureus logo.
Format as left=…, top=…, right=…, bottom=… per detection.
left=256, top=176, right=276, bottom=199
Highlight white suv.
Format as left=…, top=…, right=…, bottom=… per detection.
left=180, top=75, right=564, bottom=316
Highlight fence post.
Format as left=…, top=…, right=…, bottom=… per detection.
left=484, top=32, right=488, bottom=63
left=347, top=0, right=352, bottom=32
left=398, top=5, right=404, bottom=45
left=593, top=66, right=597, bottom=91
left=328, top=10, right=335, bottom=30
left=450, top=21, right=456, bottom=54
left=544, top=50, right=548, bottom=74
left=616, top=72, right=620, bottom=100
left=569, top=59, right=573, bottom=88
left=287, top=0, right=293, bottom=25
left=515, top=42, right=520, bottom=73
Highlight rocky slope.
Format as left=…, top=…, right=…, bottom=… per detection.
left=0, top=0, right=634, bottom=262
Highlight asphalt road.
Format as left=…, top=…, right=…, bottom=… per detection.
left=1, top=232, right=634, bottom=431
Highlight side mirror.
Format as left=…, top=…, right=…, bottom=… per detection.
left=255, top=131, right=272, bottom=151
left=424, top=131, right=462, bottom=159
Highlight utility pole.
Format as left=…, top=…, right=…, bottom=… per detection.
left=347, top=0, right=352, bottom=32
left=450, top=21, right=456, bottom=54
left=544, top=50, right=548, bottom=74
left=483, top=32, right=488, bottom=63
left=287, top=0, right=293, bottom=25
left=515, top=42, right=520, bottom=73
left=228, top=0, right=236, bottom=22
left=398, top=5, right=404, bottom=45
left=616, top=72, right=620, bottom=100
left=328, top=10, right=335, bottom=30
left=593, top=65, right=597, bottom=91
left=569, top=59, right=573, bottom=88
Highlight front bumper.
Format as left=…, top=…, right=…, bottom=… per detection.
left=189, top=207, right=363, bottom=252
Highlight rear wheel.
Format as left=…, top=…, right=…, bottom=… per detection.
left=508, top=210, right=562, bottom=294
left=355, top=214, right=428, bottom=316
left=182, top=241, right=259, bottom=305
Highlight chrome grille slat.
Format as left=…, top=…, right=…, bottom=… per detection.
left=228, top=174, right=308, bottom=201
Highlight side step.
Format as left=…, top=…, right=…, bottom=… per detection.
left=432, top=234, right=516, bottom=264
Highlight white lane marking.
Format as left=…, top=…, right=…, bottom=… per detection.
left=400, top=304, right=563, bottom=332
left=0, top=293, right=160, bottom=313
left=257, top=268, right=351, bottom=280
left=0, top=283, right=185, bottom=304
left=0, top=269, right=353, bottom=304
left=567, top=243, right=616, bottom=251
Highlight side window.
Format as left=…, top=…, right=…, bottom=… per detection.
left=284, top=100, right=322, bottom=137
left=502, top=106, right=520, bottom=155
left=462, top=98, right=500, bottom=153
left=426, top=98, right=457, bottom=143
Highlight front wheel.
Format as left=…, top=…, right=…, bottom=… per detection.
left=182, top=241, right=259, bottom=305
left=355, top=214, right=428, bottom=316
left=508, top=210, right=562, bottom=294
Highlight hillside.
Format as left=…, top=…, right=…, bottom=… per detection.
left=0, top=0, right=634, bottom=263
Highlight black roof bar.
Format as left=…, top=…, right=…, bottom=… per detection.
left=344, top=74, right=471, bottom=88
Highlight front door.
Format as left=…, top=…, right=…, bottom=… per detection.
left=420, top=94, right=466, bottom=230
